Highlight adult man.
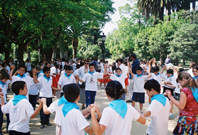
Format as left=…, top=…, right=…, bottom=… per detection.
left=126, top=53, right=140, bottom=103
left=165, top=55, right=171, bottom=64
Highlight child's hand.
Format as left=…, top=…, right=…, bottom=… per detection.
left=40, top=98, right=46, bottom=104
left=38, top=99, right=43, bottom=106
left=0, top=92, right=4, bottom=99
left=0, top=88, right=2, bottom=92
left=10, top=65, right=15, bottom=70
left=164, top=82, right=167, bottom=85
left=165, top=90, right=172, bottom=97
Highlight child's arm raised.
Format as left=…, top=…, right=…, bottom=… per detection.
left=40, top=98, right=51, bottom=114
left=0, top=92, right=5, bottom=107
left=32, top=69, right=39, bottom=84
left=128, top=62, right=134, bottom=77
left=9, top=65, right=15, bottom=80
left=30, top=100, right=43, bottom=119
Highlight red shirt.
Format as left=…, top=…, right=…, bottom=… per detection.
left=180, top=87, right=198, bottom=117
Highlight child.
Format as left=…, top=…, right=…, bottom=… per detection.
left=109, top=68, right=128, bottom=100
left=0, top=69, right=10, bottom=134
left=149, top=66, right=163, bottom=85
left=165, top=71, right=198, bottom=135
left=35, top=65, right=44, bottom=78
left=58, top=66, right=77, bottom=97
left=32, top=67, right=56, bottom=129
left=0, top=81, right=42, bottom=135
left=129, top=66, right=151, bottom=113
left=91, top=81, right=146, bottom=135
left=40, top=84, right=92, bottom=135
left=143, top=79, right=171, bottom=135
left=193, top=66, right=198, bottom=79
left=9, top=65, right=34, bottom=99
left=78, top=63, right=107, bottom=108
left=59, top=83, right=93, bottom=135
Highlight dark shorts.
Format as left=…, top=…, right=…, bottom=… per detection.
left=9, top=131, right=30, bottom=135
left=132, top=92, right=145, bottom=103
left=173, top=93, right=180, bottom=101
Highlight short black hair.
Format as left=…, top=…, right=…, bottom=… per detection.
left=65, top=65, right=73, bottom=71
left=123, top=61, right=127, bottom=66
left=12, top=81, right=26, bottom=95
left=18, top=64, right=26, bottom=70
left=116, top=68, right=122, bottom=71
left=153, top=66, right=159, bottom=72
left=178, top=68, right=185, bottom=73
left=144, top=79, right=161, bottom=93
left=63, top=84, right=80, bottom=102
left=130, top=53, right=137, bottom=59
left=105, top=81, right=126, bottom=99
left=118, top=59, right=123, bottom=64
left=136, top=66, right=142, bottom=71
left=0, top=69, right=9, bottom=80
left=35, top=65, right=41, bottom=71
left=167, top=69, right=174, bottom=75
left=89, top=63, right=95, bottom=67
left=43, top=67, right=50, bottom=73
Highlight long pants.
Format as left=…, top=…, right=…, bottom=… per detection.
left=85, top=91, right=96, bottom=107
left=29, top=94, right=37, bottom=110
left=127, top=79, right=134, bottom=100
left=0, top=108, right=9, bottom=133
left=39, top=98, right=52, bottom=125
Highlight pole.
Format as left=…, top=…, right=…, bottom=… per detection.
left=38, top=39, right=40, bottom=62
left=102, top=42, right=105, bottom=61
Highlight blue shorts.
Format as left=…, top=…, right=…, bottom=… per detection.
left=132, top=92, right=145, bottom=103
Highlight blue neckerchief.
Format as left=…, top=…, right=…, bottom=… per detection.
left=190, top=87, right=198, bottom=103
left=12, top=95, right=27, bottom=106
left=88, top=71, right=95, bottom=76
left=64, top=73, right=71, bottom=80
left=62, top=101, right=79, bottom=117
left=43, top=75, right=51, bottom=82
left=108, top=99, right=128, bottom=119
left=156, top=73, right=160, bottom=76
left=168, top=75, right=173, bottom=78
left=116, top=74, right=121, bottom=77
left=37, top=70, right=43, bottom=76
left=16, top=74, right=26, bottom=78
left=58, top=96, right=67, bottom=106
left=0, top=81, right=6, bottom=88
left=136, top=74, right=142, bottom=78
left=193, top=76, right=198, bottom=79
left=151, top=94, right=166, bottom=106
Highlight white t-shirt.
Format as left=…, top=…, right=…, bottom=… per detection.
left=146, top=98, right=171, bottom=135
left=58, top=74, right=76, bottom=92
left=124, top=66, right=129, bottom=74
left=6, top=66, right=10, bottom=74
left=174, top=83, right=181, bottom=94
left=48, top=100, right=63, bottom=125
left=61, top=109, right=89, bottom=135
left=50, top=67, right=56, bottom=76
left=61, top=70, right=65, bottom=76
left=161, top=74, right=177, bottom=89
left=2, top=99, right=34, bottom=133
left=38, top=75, right=53, bottom=98
left=78, top=66, right=89, bottom=85
left=100, top=63, right=104, bottom=73
left=188, top=68, right=193, bottom=77
left=133, top=75, right=148, bottom=93
left=25, top=62, right=31, bottom=71
left=29, top=82, right=40, bottom=95
left=0, top=80, right=10, bottom=103
left=99, top=105, right=140, bottom=135
left=12, top=76, right=33, bottom=95
left=73, top=69, right=79, bottom=77
left=82, top=72, right=103, bottom=91
left=119, top=64, right=125, bottom=73
left=148, top=73, right=163, bottom=85
left=110, top=73, right=127, bottom=89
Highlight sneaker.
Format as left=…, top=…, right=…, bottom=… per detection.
left=126, top=100, right=132, bottom=103
left=46, top=122, right=52, bottom=126
left=169, top=115, right=173, bottom=119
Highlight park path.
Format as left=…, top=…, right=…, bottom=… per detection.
left=2, top=87, right=178, bottom=135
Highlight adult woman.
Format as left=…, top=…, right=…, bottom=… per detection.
left=165, top=71, right=198, bottom=135
left=149, top=58, right=157, bottom=73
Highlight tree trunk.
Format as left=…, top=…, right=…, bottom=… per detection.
left=4, top=45, right=10, bottom=60
left=183, top=59, right=185, bottom=65
left=159, top=7, right=164, bottom=22
left=72, top=38, right=78, bottom=58
left=192, top=0, right=196, bottom=10
left=27, top=44, right=31, bottom=60
left=17, top=44, right=25, bottom=65
left=167, top=2, right=171, bottom=21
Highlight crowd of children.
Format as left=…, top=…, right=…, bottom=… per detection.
left=0, top=54, right=197, bottom=135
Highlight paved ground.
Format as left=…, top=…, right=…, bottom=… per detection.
left=2, top=87, right=178, bottom=135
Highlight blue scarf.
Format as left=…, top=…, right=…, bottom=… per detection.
left=108, top=99, right=128, bottom=119
left=168, top=75, right=173, bottom=78
left=136, top=74, right=142, bottom=78
left=193, top=76, right=198, bottom=79
left=62, top=101, right=79, bottom=117
left=88, top=71, right=95, bottom=76
left=43, top=75, right=51, bottom=82
left=156, top=73, right=160, bottom=76
left=16, top=74, right=26, bottom=78
left=0, top=81, right=6, bottom=88
left=37, top=70, right=43, bottom=76
left=64, top=73, right=71, bottom=80
left=151, top=94, right=166, bottom=106
left=116, top=74, right=121, bottom=77
left=12, top=95, right=27, bottom=106
left=58, top=96, right=67, bottom=106
left=190, top=87, right=198, bottom=103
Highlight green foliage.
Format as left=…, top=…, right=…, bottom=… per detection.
left=77, top=45, right=101, bottom=60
